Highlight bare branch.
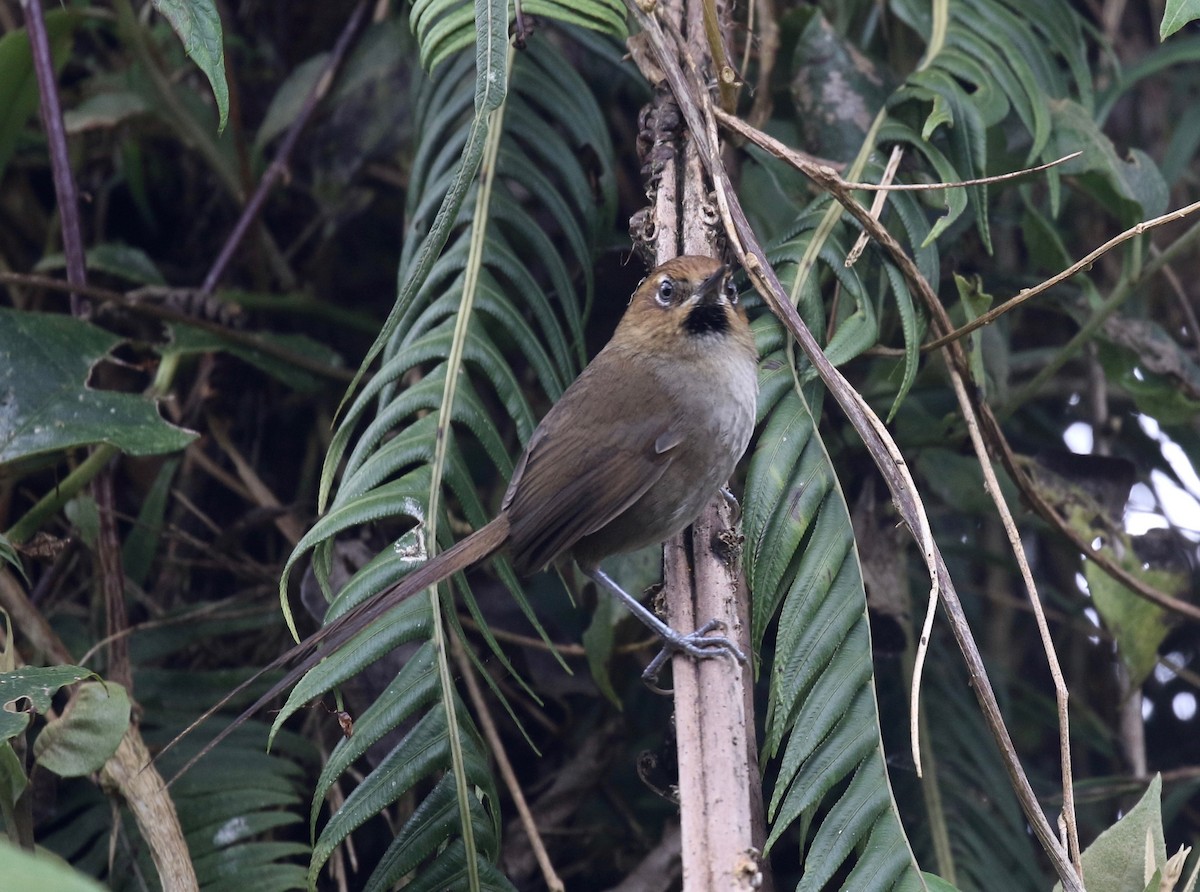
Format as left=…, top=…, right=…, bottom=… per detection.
left=926, top=198, right=1200, bottom=352
left=19, top=0, right=87, bottom=313
left=452, top=636, right=564, bottom=892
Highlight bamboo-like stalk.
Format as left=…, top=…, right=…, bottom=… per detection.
left=635, top=1, right=764, bottom=888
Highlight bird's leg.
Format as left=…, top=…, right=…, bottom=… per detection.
left=719, top=486, right=741, bottom=524
left=587, top=567, right=746, bottom=684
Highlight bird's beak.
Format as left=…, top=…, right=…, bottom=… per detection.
left=693, top=265, right=729, bottom=307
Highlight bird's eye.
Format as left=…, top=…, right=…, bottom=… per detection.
left=724, top=280, right=739, bottom=304
left=656, top=278, right=675, bottom=306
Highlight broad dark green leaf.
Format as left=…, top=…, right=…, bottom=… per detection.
left=34, top=682, right=130, bottom=777
left=0, top=665, right=96, bottom=742
left=0, top=310, right=196, bottom=464
left=0, top=840, right=108, bottom=892
left=1046, top=99, right=1168, bottom=223
left=1052, top=776, right=1166, bottom=892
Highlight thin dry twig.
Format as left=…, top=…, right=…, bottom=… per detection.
left=716, top=106, right=1079, bottom=193
left=950, top=370, right=1082, bottom=869
left=839, top=152, right=1082, bottom=191
left=846, top=144, right=902, bottom=267
left=450, top=635, right=565, bottom=892
left=925, top=198, right=1200, bottom=352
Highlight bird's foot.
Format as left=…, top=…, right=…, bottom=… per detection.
left=585, top=568, right=748, bottom=692
left=642, top=618, right=747, bottom=689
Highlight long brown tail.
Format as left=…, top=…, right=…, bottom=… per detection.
left=162, top=514, right=511, bottom=781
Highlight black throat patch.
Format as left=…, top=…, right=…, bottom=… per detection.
left=684, top=303, right=729, bottom=336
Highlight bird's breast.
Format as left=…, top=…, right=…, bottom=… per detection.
left=571, top=345, right=758, bottom=568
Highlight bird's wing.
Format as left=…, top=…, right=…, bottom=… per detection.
left=501, top=357, right=678, bottom=573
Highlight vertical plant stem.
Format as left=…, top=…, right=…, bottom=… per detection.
left=19, top=0, right=86, bottom=312
left=22, top=0, right=138, bottom=690
left=637, top=3, right=763, bottom=888
left=422, top=41, right=514, bottom=892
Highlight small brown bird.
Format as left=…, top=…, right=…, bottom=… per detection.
left=499, top=254, right=758, bottom=666
left=402, top=254, right=758, bottom=669
left=172, top=256, right=758, bottom=771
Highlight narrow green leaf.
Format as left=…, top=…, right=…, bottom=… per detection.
left=122, top=458, right=179, bottom=587
left=272, top=592, right=433, bottom=738
left=954, top=273, right=994, bottom=396
left=1161, top=0, right=1200, bottom=39
left=191, top=842, right=309, bottom=887
left=378, top=838, right=516, bottom=892
left=0, top=741, right=27, bottom=807
left=798, top=762, right=891, bottom=891
left=150, top=0, right=229, bottom=131
left=166, top=324, right=344, bottom=395
left=0, top=534, right=25, bottom=585
left=309, top=641, right=440, bottom=829
left=0, top=310, right=197, bottom=464
left=881, top=263, right=923, bottom=421
left=308, top=702, right=488, bottom=882
left=767, top=688, right=876, bottom=842
left=254, top=53, right=327, bottom=151
left=363, top=775, right=490, bottom=892
left=35, top=242, right=165, bottom=286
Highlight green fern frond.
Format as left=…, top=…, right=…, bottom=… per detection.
left=278, top=29, right=616, bottom=889
left=745, top=316, right=925, bottom=891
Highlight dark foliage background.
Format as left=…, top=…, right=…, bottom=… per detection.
left=0, top=0, right=1198, bottom=890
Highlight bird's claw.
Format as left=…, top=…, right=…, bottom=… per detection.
left=642, top=618, right=747, bottom=690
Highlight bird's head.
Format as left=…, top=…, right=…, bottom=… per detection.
left=616, top=255, right=755, bottom=360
